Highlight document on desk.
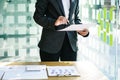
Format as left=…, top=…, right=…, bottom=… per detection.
left=0, top=71, right=5, bottom=79
left=2, top=65, right=48, bottom=80
left=118, top=68, right=120, bottom=80
left=47, top=66, right=80, bottom=77
left=58, top=23, right=97, bottom=31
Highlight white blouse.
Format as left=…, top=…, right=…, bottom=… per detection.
left=62, top=0, right=70, bottom=19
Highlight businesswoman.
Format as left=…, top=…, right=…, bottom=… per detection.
left=33, top=0, right=89, bottom=61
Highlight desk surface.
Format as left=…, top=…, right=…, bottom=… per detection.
left=0, top=61, right=109, bottom=80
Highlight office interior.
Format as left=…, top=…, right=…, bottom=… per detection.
left=0, top=0, right=120, bottom=80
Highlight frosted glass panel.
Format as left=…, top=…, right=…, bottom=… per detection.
left=0, top=14, right=3, bottom=23
left=17, top=27, right=27, bottom=34
left=93, top=0, right=95, bottom=5
left=7, top=38, right=16, bottom=46
left=6, top=27, right=15, bottom=34
left=101, top=0, right=104, bottom=5
left=29, top=27, right=37, bottom=34
left=6, top=4, right=15, bottom=12
left=18, top=4, right=26, bottom=12
left=82, top=8, right=88, bottom=19
left=0, top=39, right=4, bottom=48
left=0, top=0, right=40, bottom=61
left=18, top=16, right=26, bottom=23
left=8, top=49, right=15, bottom=56
left=29, top=4, right=35, bottom=12
left=96, top=0, right=100, bottom=5
left=111, top=0, right=115, bottom=6
left=18, top=49, right=27, bottom=56
left=18, top=38, right=27, bottom=46
left=79, top=0, right=119, bottom=80
left=112, top=12, right=115, bottom=23
left=6, top=16, right=14, bottom=24
left=119, top=0, right=120, bottom=5
left=89, top=0, right=92, bottom=5
left=0, top=27, right=3, bottom=34
left=29, top=37, right=38, bottom=45
left=0, top=49, right=4, bottom=56
left=118, top=30, right=120, bottom=44
left=30, top=0, right=36, bottom=3
left=92, top=9, right=95, bottom=19
left=29, top=48, right=38, bottom=56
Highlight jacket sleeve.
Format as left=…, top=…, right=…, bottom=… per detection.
left=74, top=0, right=82, bottom=24
left=75, top=0, right=89, bottom=37
left=33, top=0, right=56, bottom=30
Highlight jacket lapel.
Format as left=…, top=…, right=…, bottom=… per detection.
left=51, top=0, right=76, bottom=18
left=56, top=0, right=65, bottom=16
left=68, top=0, right=76, bottom=20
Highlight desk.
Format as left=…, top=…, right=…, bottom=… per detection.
left=0, top=61, right=109, bottom=80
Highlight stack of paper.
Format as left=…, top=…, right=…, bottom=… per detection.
left=2, top=65, right=48, bottom=80
left=47, top=66, right=80, bottom=76
left=0, top=65, right=81, bottom=79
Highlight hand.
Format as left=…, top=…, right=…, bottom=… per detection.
left=77, top=28, right=89, bottom=37
left=54, top=16, right=68, bottom=26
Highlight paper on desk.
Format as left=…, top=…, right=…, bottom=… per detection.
left=58, top=23, right=97, bottom=31
left=25, top=65, right=46, bottom=71
left=47, top=66, right=80, bottom=77
left=2, top=65, right=48, bottom=80
left=0, top=70, right=5, bottom=79
left=118, top=68, right=120, bottom=80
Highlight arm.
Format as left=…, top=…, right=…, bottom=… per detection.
left=33, top=0, right=56, bottom=30
left=74, top=0, right=81, bottom=24
left=75, top=0, right=89, bottom=37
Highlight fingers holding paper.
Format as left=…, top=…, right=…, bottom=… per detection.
left=77, top=28, right=89, bottom=37
left=54, top=16, right=68, bottom=26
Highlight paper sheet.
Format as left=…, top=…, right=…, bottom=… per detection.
left=0, top=71, right=4, bottom=79
left=58, top=23, right=97, bottom=31
left=118, top=68, right=120, bottom=80
left=1, top=65, right=48, bottom=80
left=47, top=66, right=80, bottom=76
left=25, top=65, right=46, bottom=71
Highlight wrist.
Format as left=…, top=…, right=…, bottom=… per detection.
left=83, top=32, right=89, bottom=37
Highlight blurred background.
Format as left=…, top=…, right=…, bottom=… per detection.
left=0, top=0, right=120, bottom=80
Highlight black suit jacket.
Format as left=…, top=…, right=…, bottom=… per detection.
left=33, top=0, right=81, bottom=53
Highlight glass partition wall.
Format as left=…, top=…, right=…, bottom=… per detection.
left=0, top=0, right=41, bottom=62
left=78, top=0, right=119, bottom=80
left=0, top=0, right=119, bottom=80
left=117, top=0, right=120, bottom=80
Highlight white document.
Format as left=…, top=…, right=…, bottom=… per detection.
left=47, top=66, right=80, bottom=77
left=118, top=68, right=120, bottom=80
left=58, top=23, right=97, bottom=31
left=25, top=65, right=46, bottom=71
left=0, top=70, right=5, bottom=79
left=2, top=65, right=48, bottom=80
